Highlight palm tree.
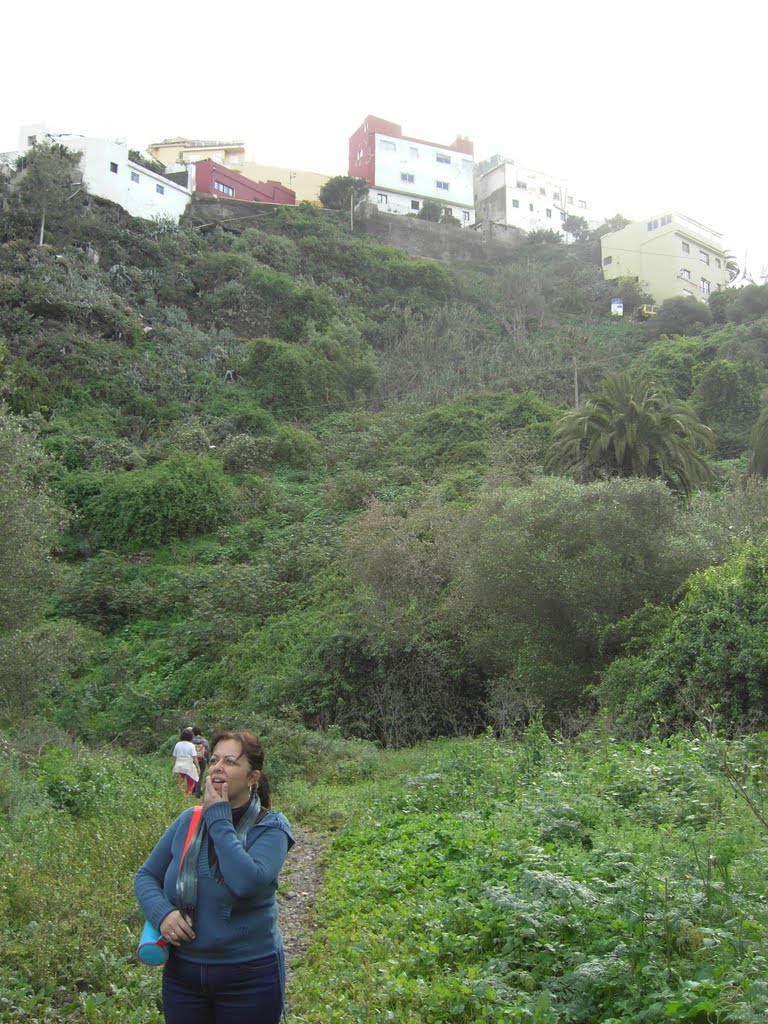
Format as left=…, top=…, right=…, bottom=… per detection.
left=546, top=372, right=714, bottom=497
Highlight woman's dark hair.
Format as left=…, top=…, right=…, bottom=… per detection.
left=180, top=727, right=194, bottom=741
left=211, top=731, right=271, bottom=808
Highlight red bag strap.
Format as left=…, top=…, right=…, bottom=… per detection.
left=179, top=806, right=203, bottom=867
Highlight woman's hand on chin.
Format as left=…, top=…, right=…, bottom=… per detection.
left=203, top=773, right=228, bottom=809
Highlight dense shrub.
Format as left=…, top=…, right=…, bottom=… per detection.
left=78, top=454, right=236, bottom=549
left=597, top=538, right=768, bottom=731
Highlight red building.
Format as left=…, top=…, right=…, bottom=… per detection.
left=347, top=115, right=475, bottom=224
left=348, top=115, right=473, bottom=185
left=191, top=159, right=295, bottom=205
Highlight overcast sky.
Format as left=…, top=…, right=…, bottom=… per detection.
left=3, top=0, right=765, bottom=279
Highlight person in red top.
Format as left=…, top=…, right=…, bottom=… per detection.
left=172, top=728, right=200, bottom=796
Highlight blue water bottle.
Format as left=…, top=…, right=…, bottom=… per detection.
left=137, top=920, right=169, bottom=966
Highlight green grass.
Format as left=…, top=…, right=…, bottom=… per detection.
left=2, top=731, right=767, bottom=1022
left=289, top=730, right=768, bottom=1023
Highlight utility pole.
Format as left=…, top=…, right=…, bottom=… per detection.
left=573, top=355, right=580, bottom=408
left=350, top=188, right=354, bottom=232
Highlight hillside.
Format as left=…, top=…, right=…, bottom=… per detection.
left=3, top=148, right=768, bottom=1024
left=2, top=163, right=768, bottom=748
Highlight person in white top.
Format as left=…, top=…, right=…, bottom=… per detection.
left=172, top=727, right=200, bottom=796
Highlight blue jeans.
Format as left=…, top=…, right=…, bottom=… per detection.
left=162, top=950, right=284, bottom=1024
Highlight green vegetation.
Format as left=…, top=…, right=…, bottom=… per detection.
left=0, top=188, right=767, bottom=739
left=3, top=727, right=766, bottom=1023
left=292, top=729, right=768, bottom=1023
left=546, top=372, right=714, bottom=496
left=2, top=168, right=768, bottom=1021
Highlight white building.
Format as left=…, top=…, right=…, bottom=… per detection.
left=349, top=116, right=475, bottom=225
left=19, top=124, right=191, bottom=223
left=474, top=154, right=595, bottom=236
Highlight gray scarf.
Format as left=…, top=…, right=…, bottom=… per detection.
left=176, top=795, right=263, bottom=921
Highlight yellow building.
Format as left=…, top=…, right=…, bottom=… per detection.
left=147, top=137, right=330, bottom=205
left=600, top=212, right=735, bottom=303
left=148, top=137, right=247, bottom=169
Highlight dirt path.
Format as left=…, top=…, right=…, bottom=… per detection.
left=279, top=825, right=330, bottom=986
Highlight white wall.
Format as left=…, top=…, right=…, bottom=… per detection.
left=373, top=132, right=474, bottom=214
left=475, top=156, right=595, bottom=235
left=76, top=138, right=190, bottom=221
left=367, top=187, right=475, bottom=224
left=18, top=125, right=191, bottom=222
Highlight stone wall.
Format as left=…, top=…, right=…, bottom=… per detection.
left=184, top=194, right=525, bottom=266
left=354, top=203, right=524, bottom=264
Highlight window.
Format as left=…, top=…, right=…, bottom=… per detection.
left=410, top=146, right=419, bottom=158
left=445, top=208, right=453, bottom=217
left=156, top=183, right=165, bottom=195
left=647, top=219, right=659, bottom=231
left=357, top=147, right=363, bottom=160
left=518, top=180, right=528, bottom=189
left=400, top=173, right=415, bottom=183
left=546, top=209, right=552, bottom=218
left=511, top=199, right=519, bottom=208
left=715, top=258, right=721, bottom=269
left=110, top=162, right=118, bottom=174
left=553, top=191, right=561, bottom=200
left=27, top=135, right=37, bottom=146
left=214, top=181, right=235, bottom=196
left=539, top=187, right=546, bottom=195
left=462, top=211, right=470, bottom=222
left=436, top=153, right=451, bottom=164
left=411, top=200, right=420, bottom=211
left=379, top=139, right=396, bottom=151
left=683, top=288, right=694, bottom=297
left=529, top=204, right=534, bottom=212
left=700, top=277, right=711, bottom=297
left=130, top=171, right=140, bottom=184
left=377, top=193, right=388, bottom=204
left=603, top=256, right=613, bottom=266
left=680, top=268, right=691, bottom=280
left=436, top=180, right=449, bottom=191
left=681, top=241, right=690, bottom=254
left=567, top=196, right=573, bottom=205
left=699, top=250, right=710, bottom=265
left=560, top=211, right=566, bottom=221
left=578, top=199, right=587, bottom=209
left=660, top=214, right=672, bottom=225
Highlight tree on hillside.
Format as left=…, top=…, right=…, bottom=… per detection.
left=749, top=406, right=768, bottom=477
left=415, top=200, right=460, bottom=226
left=417, top=199, right=443, bottom=223
left=593, top=214, right=630, bottom=238
left=562, top=215, right=590, bottom=242
left=526, top=228, right=563, bottom=245
left=691, top=358, right=764, bottom=457
left=596, top=537, right=768, bottom=730
left=1, top=142, right=86, bottom=245
left=0, top=410, right=92, bottom=722
left=546, top=371, right=714, bottom=496
left=0, top=412, right=64, bottom=629
left=318, top=175, right=369, bottom=211
left=645, top=296, right=713, bottom=341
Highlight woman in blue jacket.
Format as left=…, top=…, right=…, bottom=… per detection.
left=135, top=731, right=294, bottom=1024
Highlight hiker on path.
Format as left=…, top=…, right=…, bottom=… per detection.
left=135, top=730, right=294, bottom=1024
left=191, top=727, right=210, bottom=798
left=172, top=727, right=200, bottom=797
